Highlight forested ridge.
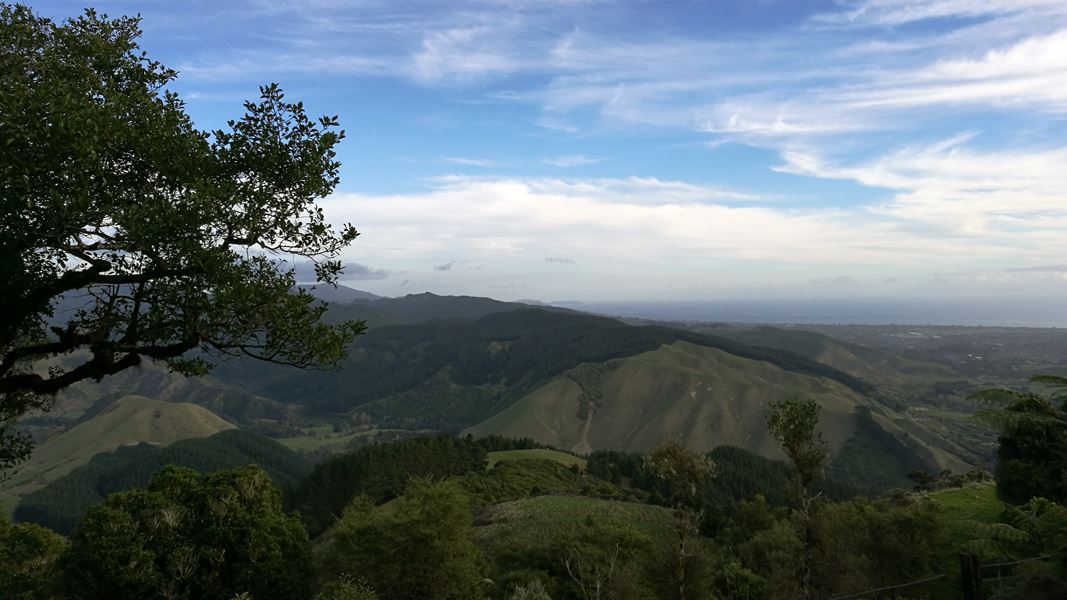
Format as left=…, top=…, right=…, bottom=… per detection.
left=209, top=307, right=873, bottom=429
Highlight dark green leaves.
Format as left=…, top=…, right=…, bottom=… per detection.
left=0, top=4, right=363, bottom=466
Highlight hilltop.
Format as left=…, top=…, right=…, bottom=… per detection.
left=464, top=340, right=971, bottom=488
left=1, top=395, right=233, bottom=513
left=14, top=429, right=310, bottom=534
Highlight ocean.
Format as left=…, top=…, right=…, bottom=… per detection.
left=552, top=297, right=1067, bottom=328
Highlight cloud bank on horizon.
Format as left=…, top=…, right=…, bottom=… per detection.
left=41, top=0, right=1067, bottom=301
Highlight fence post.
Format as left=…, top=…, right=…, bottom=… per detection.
left=959, top=553, right=982, bottom=600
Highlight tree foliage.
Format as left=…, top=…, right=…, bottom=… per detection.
left=647, top=440, right=714, bottom=508
left=0, top=3, right=362, bottom=466
left=320, top=478, right=485, bottom=600
left=0, top=512, right=65, bottom=600
left=289, top=435, right=488, bottom=536
left=555, top=519, right=652, bottom=600
left=59, top=465, right=313, bottom=600
left=971, top=375, right=1067, bottom=504
left=715, top=494, right=944, bottom=600
left=766, top=397, right=829, bottom=499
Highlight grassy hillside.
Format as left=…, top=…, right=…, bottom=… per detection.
left=14, top=429, right=310, bottom=534
left=27, top=357, right=294, bottom=433
left=1, top=395, right=234, bottom=504
left=465, top=341, right=972, bottom=481
left=475, top=494, right=676, bottom=550
left=486, top=449, right=587, bottom=469
left=690, top=324, right=959, bottom=389
left=210, top=307, right=872, bottom=431
left=929, top=483, right=1002, bottom=550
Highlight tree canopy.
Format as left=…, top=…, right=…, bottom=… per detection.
left=972, top=375, right=1067, bottom=504
left=59, top=465, right=313, bottom=600
left=766, top=397, right=828, bottom=501
left=0, top=4, right=362, bottom=466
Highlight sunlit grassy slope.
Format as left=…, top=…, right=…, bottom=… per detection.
left=929, top=483, right=1002, bottom=550
left=486, top=449, right=587, bottom=469
left=465, top=341, right=970, bottom=476
left=692, top=325, right=959, bottom=389
left=1, top=395, right=233, bottom=502
left=474, top=494, right=676, bottom=553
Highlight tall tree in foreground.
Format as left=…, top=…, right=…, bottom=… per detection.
left=60, top=465, right=313, bottom=600
left=0, top=4, right=363, bottom=468
left=648, top=440, right=714, bottom=600
left=765, top=396, right=828, bottom=600
left=971, top=375, right=1067, bottom=504
left=766, top=397, right=828, bottom=507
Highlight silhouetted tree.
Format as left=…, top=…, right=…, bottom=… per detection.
left=0, top=3, right=362, bottom=468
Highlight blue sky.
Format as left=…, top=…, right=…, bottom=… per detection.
left=44, top=0, right=1067, bottom=301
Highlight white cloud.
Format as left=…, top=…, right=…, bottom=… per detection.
left=131, top=0, right=1067, bottom=300
left=321, top=175, right=1061, bottom=293
left=776, top=136, right=1067, bottom=242
left=838, top=30, right=1067, bottom=112
left=815, top=0, right=1066, bottom=26
left=444, top=156, right=504, bottom=168
left=410, top=26, right=526, bottom=82
left=543, top=154, right=602, bottom=167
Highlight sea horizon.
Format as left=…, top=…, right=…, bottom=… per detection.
left=550, top=297, right=1067, bottom=329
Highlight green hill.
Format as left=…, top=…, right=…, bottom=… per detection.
left=464, top=341, right=972, bottom=483
left=364, top=292, right=568, bottom=323
left=928, top=483, right=1002, bottom=550
left=315, top=291, right=570, bottom=329
left=475, top=494, right=676, bottom=550
left=486, top=449, right=586, bottom=469
left=1, top=395, right=234, bottom=506
left=689, top=324, right=960, bottom=390
left=14, top=429, right=310, bottom=534
left=210, top=307, right=872, bottom=430
left=33, top=357, right=294, bottom=431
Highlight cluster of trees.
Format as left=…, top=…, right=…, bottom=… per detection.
left=975, top=375, right=1067, bottom=505
left=290, top=435, right=542, bottom=535
left=586, top=441, right=855, bottom=535
left=7, top=386, right=1067, bottom=599
left=3, top=466, right=313, bottom=600
left=0, top=421, right=953, bottom=600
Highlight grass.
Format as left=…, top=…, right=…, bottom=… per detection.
left=466, top=340, right=873, bottom=457
left=486, top=449, right=587, bottom=469
left=0, top=395, right=233, bottom=500
left=278, top=427, right=365, bottom=452
left=474, top=494, right=676, bottom=552
left=921, top=408, right=975, bottom=422
left=928, top=483, right=1003, bottom=551
left=277, top=427, right=423, bottom=453
left=465, top=340, right=977, bottom=489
